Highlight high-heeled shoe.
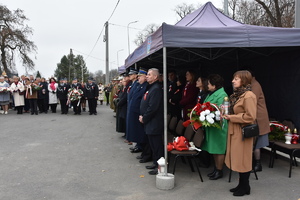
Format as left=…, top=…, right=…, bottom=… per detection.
left=230, top=185, right=240, bottom=192
left=233, top=186, right=250, bottom=196
left=233, top=172, right=251, bottom=196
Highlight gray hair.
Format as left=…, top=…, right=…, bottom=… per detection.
left=148, top=68, right=160, bottom=77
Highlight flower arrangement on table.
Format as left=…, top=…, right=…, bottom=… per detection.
left=269, top=121, right=288, bottom=141
left=183, top=102, right=222, bottom=130
left=68, top=88, right=84, bottom=102
left=0, top=87, right=11, bottom=93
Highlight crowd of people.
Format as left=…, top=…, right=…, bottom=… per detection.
left=0, top=74, right=107, bottom=115
left=111, top=68, right=269, bottom=197
left=0, top=67, right=270, bottom=197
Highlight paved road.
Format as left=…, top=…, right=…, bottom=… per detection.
left=0, top=105, right=299, bottom=200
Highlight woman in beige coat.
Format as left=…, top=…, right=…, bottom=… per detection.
left=224, top=70, right=257, bottom=197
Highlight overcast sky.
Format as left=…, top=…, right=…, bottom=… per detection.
left=1, top=0, right=223, bottom=78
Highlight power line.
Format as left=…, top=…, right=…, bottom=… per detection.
left=84, top=0, right=121, bottom=61
left=107, top=0, right=121, bottom=22
left=73, top=49, right=117, bottom=65
left=85, top=25, right=105, bottom=61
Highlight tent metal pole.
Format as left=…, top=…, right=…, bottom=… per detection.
left=296, top=0, right=300, bottom=28
left=163, top=47, right=168, bottom=176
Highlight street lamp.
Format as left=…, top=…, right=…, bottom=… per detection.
left=127, top=20, right=138, bottom=55
left=117, top=49, right=124, bottom=67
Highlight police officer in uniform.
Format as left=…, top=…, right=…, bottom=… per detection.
left=71, top=78, right=84, bottom=115
left=57, top=78, right=70, bottom=114
left=85, top=77, right=99, bottom=115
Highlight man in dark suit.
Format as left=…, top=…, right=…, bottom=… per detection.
left=57, top=78, right=70, bottom=114
left=85, top=77, right=99, bottom=115
left=139, top=68, right=164, bottom=175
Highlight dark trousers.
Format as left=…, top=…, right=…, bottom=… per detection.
left=147, top=134, right=164, bottom=166
left=37, top=98, right=48, bottom=113
left=50, top=104, right=57, bottom=113
left=24, top=97, right=30, bottom=111
left=72, top=100, right=81, bottom=114
left=88, top=98, right=97, bottom=114
left=29, top=99, right=38, bottom=114
left=105, top=92, right=110, bottom=105
left=16, top=106, right=23, bottom=114
left=141, top=136, right=152, bottom=161
left=60, top=99, right=68, bottom=114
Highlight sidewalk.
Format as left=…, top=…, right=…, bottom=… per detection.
left=0, top=105, right=299, bottom=200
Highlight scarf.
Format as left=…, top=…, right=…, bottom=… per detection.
left=229, top=84, right=252, bottom=114
left=50, top=82, right=56, bottom=91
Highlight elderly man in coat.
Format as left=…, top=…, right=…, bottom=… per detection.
left=139, top=68, right=164, bottom=175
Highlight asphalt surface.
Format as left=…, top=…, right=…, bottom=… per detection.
left=0, top=104, right=299, bottom=200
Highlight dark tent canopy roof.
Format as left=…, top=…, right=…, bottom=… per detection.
left=125, top=2, right=300, bottom=68
left=123, top=2, right=300, bottom=128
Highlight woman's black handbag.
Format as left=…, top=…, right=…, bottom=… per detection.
left=241, top=124, right=259, bottom=139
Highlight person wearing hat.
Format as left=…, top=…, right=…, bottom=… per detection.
left=139, top=68, right=164, bottom=175
left=127, top=69, right=148, bottom=151
left=125, top=69, right=139, bottom=144
left=129, top=69, right=152, bottom=162
left=57, top=78, right=70, bottom=114
left=85, top=77, right=99, bottom=115
left=71, top=78, right=84, bottom=115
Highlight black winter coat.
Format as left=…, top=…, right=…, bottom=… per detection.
left=140, top=81, right=163, bottom=135
left=85, top=83, right=99, bottom=99
left=57, top=83, right=70, bottom=100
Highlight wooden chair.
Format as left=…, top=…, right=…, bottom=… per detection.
left=169, top=128, right=204, bottom=182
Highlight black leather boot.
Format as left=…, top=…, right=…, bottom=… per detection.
left=230, top=174, right=241, bottom=192
left=209, top=169, right=223, bottom=180
left=253, top=160, right=262, bottom=172
left=233, top=172, right=251, bottom=196
left=207, top=166, right=216, bottom=177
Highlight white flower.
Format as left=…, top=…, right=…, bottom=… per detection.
left=215, top=111, right=220, bottom=116
left=204, top=109, right=210, bottom=115
left=199, top=115, right=205, bottom=122
left=206, top=115, right=212, bottom=121
left=200, top=111, right=206, bottom=117
left=207, top=118, right=215, bottom=124
left=216, top=116, right=221, bottom=121
left=209, top=113, right=215, bottom=118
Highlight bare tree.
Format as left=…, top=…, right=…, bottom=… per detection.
left=134, top=23, right=159, bottom=46
left=228, top=0, right=295, bottom=27
left=174, top=3, right=196, bottom=20
left=0, top=5, right=37, bottom=75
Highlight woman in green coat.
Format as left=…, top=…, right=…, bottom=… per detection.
left=201, top=74, right=228, bottom=180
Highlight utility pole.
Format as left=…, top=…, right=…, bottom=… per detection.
left=224, top=0, right=229, bottom=16
left=296, top=0, right=300, bottom=28
left=105, top=21, right=109, bottom=84
left=69, top=48, right=72, bottom=82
